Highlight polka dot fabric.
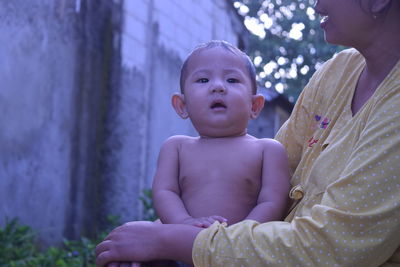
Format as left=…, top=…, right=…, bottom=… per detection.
left=192, top=49, right=400, bottom=266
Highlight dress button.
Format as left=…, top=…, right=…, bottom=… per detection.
left=289, top=185, right=304, bottom=200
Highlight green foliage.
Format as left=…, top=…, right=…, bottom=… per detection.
left=0, top=218, right=37, bottom=266
left=0, top=190, right=156, bottom=266
left=0, top=217, right=119, bottom=267
left=139, top=188, right=158, bottom=222
left=234, top=0, right=344, bottom=101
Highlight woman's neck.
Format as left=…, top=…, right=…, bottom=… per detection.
left=357, top=4, right=400, bottom=80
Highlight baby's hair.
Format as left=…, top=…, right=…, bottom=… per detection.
left=179, top=40, right=257, bottom=94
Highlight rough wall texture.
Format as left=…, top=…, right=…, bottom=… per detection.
left=0, top=0, right=121, bottom=244
left=1, top=0, right=79, bottom=245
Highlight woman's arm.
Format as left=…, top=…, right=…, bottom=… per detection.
left=95, top=221, right=203, bottom=266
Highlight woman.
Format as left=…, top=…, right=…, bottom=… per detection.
left=96, top=0, right=400, bottom=265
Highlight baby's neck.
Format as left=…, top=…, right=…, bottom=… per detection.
left=199, top=129, right=248, bottom=139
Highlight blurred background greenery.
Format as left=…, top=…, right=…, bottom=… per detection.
left=235, top=0, right=342, bottom=102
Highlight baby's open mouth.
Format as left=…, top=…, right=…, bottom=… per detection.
left=211, top=101, right=227, bottom=109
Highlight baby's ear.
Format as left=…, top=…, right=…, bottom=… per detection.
left=171, top=93, right=189, bottom=119
left=250, top=94, right=265, bottom=119
left=371, top=0, right=392, bottom=13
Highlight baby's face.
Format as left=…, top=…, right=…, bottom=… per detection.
left=182, top=47, right=255, bottom=137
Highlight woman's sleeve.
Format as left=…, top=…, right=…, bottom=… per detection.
left=192, top=85, right=400, bottom=266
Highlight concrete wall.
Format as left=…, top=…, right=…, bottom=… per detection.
left=0, top=0, right=121, bottom=244
left=0, top=0, right=80, bottom=245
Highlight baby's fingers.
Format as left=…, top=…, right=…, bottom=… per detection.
left=209, top=215, right=228, bottom=223
left=192, top=217, right=212, bottom=228
left=200, top=217, right=218, bottom=228
left=192, top=221, right=205, bottom=227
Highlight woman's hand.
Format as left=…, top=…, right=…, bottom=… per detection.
left=96, top=221, right=202, bottom=267
left=96, top=221, right=161, bottom=266
left=106, top=262, right=141, bottom=267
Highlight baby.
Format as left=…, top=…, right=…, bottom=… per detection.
left=153, top=40, right=290, bottom=228
left=107, top=40, right=291, bottom=267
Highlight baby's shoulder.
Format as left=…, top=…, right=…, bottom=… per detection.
left=248, top=135, right=281, bottom=146
left=163, top=135, right=198, bottom=147
left=250, top=137, right=287, bottom=154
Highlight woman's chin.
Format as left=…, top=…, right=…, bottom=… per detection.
left=324, top=35, right=344, bottom=47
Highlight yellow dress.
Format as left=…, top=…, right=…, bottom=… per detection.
left=192, top=48, right=400, bottom=266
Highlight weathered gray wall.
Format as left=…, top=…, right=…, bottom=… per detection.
left=0, top=0, right=121, bottom=244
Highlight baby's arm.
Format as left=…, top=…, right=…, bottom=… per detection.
left=246, top=139, right=291, bottom=222
left=152, top=136, right=193, bottom=224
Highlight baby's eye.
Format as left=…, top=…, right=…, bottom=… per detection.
left=196, top=78, right=209, bottom=83
left=227, top=78, right=239, bottom=83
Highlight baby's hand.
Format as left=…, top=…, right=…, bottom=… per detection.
left=181, top=215, right=227, bottom=228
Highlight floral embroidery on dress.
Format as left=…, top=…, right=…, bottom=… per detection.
left=308, top=114, right=331, bottom=147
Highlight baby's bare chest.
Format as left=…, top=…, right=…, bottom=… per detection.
left=178, top=143, right=263, bottom=188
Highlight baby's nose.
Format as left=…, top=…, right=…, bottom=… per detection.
left=211, top=81, right=226, bottom=93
